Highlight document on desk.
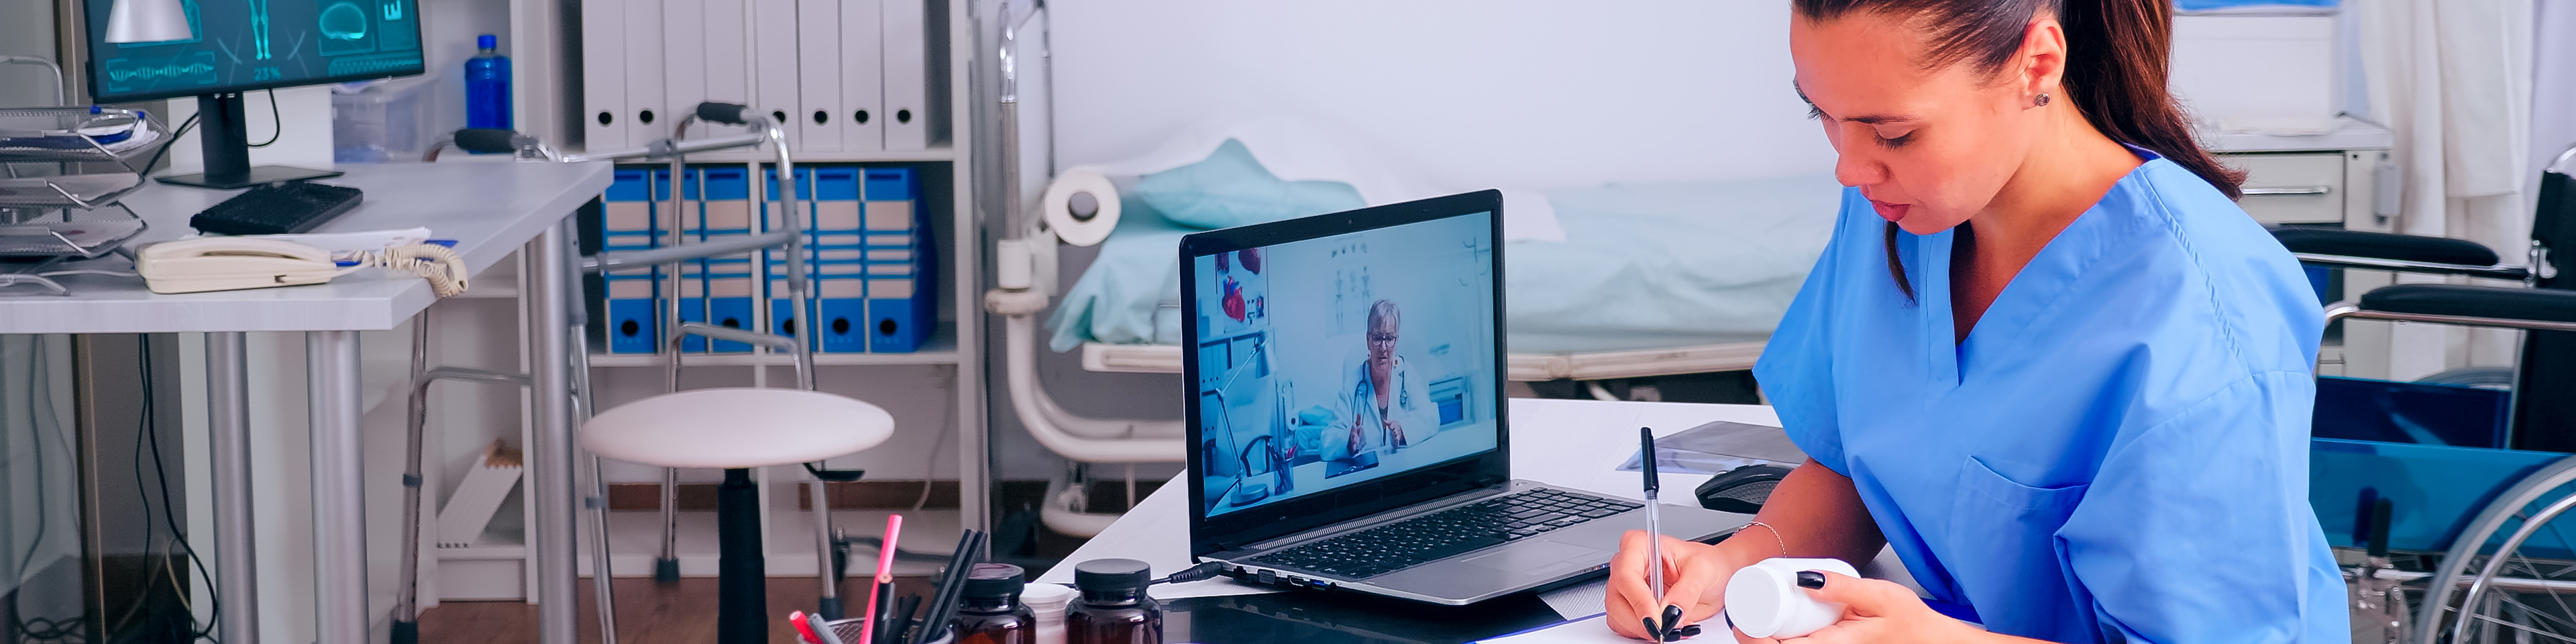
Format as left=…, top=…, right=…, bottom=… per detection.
left=1477, top=615, right=1630, bottom=644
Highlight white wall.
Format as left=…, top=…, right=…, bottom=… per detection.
left=1048, top=1, right=1836, bottom=186
left=0, top=0, right=61, bottom=105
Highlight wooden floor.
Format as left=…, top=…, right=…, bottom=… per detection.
left=418, top=576, right=938, bottom=644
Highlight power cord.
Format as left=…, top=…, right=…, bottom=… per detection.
left=11, top=339, right=81, bottom=642
left=132, top=338, right=225, bottom=643
left=246, top=90, right=280, bottom=148
left=138, top=113, right=200, bottom=175
left=1044, top=561, right=1230, bottom=588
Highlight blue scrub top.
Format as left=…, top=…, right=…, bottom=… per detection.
left=1752, top=156, right=2347, bottom=643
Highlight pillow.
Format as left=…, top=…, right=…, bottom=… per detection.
left=1132, top=139, right=1365, bottom=229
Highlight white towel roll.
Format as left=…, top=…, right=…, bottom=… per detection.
left=1041, top=168, right=1122, bottom=247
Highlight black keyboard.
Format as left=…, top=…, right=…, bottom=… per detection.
left=189, top=181, right=364, bottom=235
left=1247, top=488, right=1642, bottom=580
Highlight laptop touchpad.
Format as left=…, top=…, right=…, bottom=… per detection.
left=1463, top=541, right=1603, bottom=570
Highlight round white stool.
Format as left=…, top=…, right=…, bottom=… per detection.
left=583, top=388, right=894, bottom=644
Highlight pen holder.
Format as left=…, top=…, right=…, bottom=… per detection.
left=822, top=617, right=953, bottom=644
left=1723, top=557, right=1858, bottom=639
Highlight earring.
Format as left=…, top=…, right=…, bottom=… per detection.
left=2034, top=93, right=2052, bottom=107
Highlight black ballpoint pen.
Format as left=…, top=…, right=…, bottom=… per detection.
left=1642, top=427, right=1673, bottom=639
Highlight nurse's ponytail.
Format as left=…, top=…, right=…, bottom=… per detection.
left=1796, top=0, right=2245, bottom=301
left=2059, top=0, right=2245, bottom=199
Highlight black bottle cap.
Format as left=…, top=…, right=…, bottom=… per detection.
left=963, top=563, right=1027, bottom=598
left=1072, top=558, right=1152, bottom=592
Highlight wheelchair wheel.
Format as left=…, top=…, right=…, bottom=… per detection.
left=2413, top=455, right=2576, bottom=643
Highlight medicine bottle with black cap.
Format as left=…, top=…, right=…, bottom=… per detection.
left=957, top=563, right=1034, bottom=644
left=1067, top=558, right=1161, bottom=644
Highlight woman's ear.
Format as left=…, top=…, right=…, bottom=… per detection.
left=2015, top=16, right=2070, bottom=105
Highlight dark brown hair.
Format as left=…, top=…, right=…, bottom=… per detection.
left=1794, top=0, right=2246, bottom=299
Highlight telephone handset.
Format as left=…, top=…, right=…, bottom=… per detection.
left=138, top=237, right=341, bottom=294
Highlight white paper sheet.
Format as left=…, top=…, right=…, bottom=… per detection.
left=1477, top=615, right=1634, bottom=644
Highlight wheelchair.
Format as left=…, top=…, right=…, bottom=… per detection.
left=2278, top=145, right=2576, bottom=643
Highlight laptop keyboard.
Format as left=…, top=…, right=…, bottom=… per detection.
left=1246, top=488, right=1642, bottom=580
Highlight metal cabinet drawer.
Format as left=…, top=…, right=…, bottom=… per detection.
left=2231, top=153, right=2345, bottom=224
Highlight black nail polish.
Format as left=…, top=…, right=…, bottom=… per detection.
left=1644, top=617, right=1662, bottom=639
left=1681, top=625, right=1703, bottom=637
left=1662, top=604, right=1682, bottom=627
left=1796, top=570, right=1827, bottom=589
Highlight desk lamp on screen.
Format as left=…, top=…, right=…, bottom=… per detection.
left=84, top=0, right=426, bottom=189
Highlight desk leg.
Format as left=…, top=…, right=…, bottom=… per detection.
left=207, top=332, right=260, bottom=644
left=527, top=219, right=580, bottom=644
left=307, top=331, right=367, bottom=644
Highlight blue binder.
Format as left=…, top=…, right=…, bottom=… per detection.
left=701, top=167, right=757, bottom=353
left=601, top=168, right=662, bottom=354
left=861, top=167, right=934, bottom=352
left=812, top=166, right=871, bottom=352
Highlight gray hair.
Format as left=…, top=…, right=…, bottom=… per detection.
left=1367, top=300, right=1399, bottom=331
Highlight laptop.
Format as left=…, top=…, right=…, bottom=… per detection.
left=1181, top=190, right=1748, bottom=605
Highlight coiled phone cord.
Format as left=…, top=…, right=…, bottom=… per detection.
left=340, top=244, right=471, bottom=298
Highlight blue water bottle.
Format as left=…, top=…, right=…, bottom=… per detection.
left=465, top=34, right=512, bottom=130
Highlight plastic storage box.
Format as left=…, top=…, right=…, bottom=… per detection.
left=331, top=78, right=432, bottom=163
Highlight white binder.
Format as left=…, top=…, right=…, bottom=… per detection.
left=751, top=0, right=798, bottom=129
left=662, top=0, right=706, bottom=125
left=625, top=0, right=667, bottom=144
left=880, top=0, right=929, bottom=150
left=702, top=0, right=749, bottom=105
left=580, top=0, right=627, bottom=150
left=793, top=0, right=844, bottom=153
left=839, top=0, right=886, bottom=152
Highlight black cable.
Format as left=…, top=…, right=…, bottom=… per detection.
left=11, top=341, right=80, bottom=642
left=138, top=113, right=200, bottom=177
left=246, top=90, right=280, bottom=148
left=133, top=339, right=223, bottom=643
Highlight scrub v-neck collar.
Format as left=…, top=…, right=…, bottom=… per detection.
left=1917, top=152, right=2165, bottom=388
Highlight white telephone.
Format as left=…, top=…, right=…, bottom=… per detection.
left=138, top=237, right=341, bottom=294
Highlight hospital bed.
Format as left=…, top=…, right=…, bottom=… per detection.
left=979, top=3, right=1843, bottom=536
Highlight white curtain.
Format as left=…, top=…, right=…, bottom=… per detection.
left=2357, top=0, right=2537, bottom=378
left=2532, top=1, right=2576, bottom=196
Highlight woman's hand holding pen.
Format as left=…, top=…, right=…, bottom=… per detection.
left=1607, top=531, right=1754, bottom=641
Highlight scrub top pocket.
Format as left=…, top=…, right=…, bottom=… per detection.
left=1944, top=456, right=2090, bottom=635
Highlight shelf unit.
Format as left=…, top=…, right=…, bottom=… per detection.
left=428, top=0, right=988, bottom=605
left=671, top=147, right=960, bottom=164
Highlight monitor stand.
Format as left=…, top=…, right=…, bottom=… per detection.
left=155, top=93, right=343, bottom=189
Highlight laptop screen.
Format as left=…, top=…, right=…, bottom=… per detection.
left=1189, top=209, right=1501, bottom=518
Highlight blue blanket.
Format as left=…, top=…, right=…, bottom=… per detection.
left=1045, top=174, right=1845, bottom=354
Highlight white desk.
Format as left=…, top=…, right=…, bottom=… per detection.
left=0, top=162, right=612, bottom=644
left=1036, top=398, right=1786, bottom=609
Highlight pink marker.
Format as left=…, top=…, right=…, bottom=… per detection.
left=857, top=514, right=903, bottom=644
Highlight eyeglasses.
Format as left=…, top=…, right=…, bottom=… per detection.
left=1367, top=333, right=1398, bottom=343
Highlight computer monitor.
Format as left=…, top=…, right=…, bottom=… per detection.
left=1182, top=195, right=1504, bottom=523
left=80, top=0, right=425, bottom=188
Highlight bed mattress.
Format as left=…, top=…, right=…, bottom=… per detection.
left=1045, top=174, right=1845, bottom=357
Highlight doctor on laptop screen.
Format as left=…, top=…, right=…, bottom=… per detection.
left=1193, top=211, right=1500, bottom=516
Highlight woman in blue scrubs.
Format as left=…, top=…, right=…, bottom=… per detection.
left=1607, top=0, right=2343, bottom=641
